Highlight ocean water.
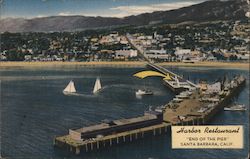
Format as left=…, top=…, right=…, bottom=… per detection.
left=0, top=66, right=249, bottom=159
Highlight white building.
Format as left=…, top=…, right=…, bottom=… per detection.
left=236, top=54, right=249, bottom=60
left=207, top=82, right=221, bottom=93
left=24, top=55, right=32, bottom=61
left=145, top=49, right=169, bottom=60
left=146, top=36, right=153, bottom=40
left=115, top=50, right=138, bottom=58
left=175, top=48, right=191, bottom=57
left=147, top=49, right=166, bottom=54
left=0, top=52, right=7, bottom=61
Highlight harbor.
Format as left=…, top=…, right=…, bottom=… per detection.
left=54, top=64, right=246, bottom=155
left=54, top=32, right=247, bottom=155
left=1, top=66, right=248, bottom=158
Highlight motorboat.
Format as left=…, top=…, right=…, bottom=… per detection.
left=224, top=104, right=246, bottom=111
left=136, top=89, right=153, bottom=96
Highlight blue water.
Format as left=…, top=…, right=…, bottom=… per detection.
left=0, top=66, right=249, bottom=159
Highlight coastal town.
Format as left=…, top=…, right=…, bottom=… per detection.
left=1, top=20, right=249, bottom=63
left=1, top=0, right=249, bottom=158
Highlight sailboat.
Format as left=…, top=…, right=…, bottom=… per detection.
left=63, top=80, right=76, bottom=94
left=93, top=77, right=102, bottom=94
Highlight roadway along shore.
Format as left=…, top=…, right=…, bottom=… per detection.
left=0, top=61, right=249, bottom=70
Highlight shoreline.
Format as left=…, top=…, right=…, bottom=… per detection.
left=158, top=61, right=249, bottom=70
left=0, top=61, right=249, bottom=70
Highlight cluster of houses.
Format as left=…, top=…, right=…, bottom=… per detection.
left=89, top=32, right=139, bottom=61
left=1, top=20, right=249, bottom=62
left=128, top=28, right=249, bottom=62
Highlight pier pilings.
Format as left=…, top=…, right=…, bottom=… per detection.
left=54, top=124, right=170, bottom=154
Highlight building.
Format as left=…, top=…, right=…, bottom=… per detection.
left=206, top=82, right=221, bottom=94
left=0, top=52, right=7, bottom=61
left=175, top=48, right=191, bottom=59
left=24, top=55, right=32, bottom=61
left=145, top=49, right=169, bottom=61
left=69, top=111, right=163, bottom=140
left=175, top=48, right=204, bottom=62
left=236, top=54, right=249, bottom=61
left=115, top=50, right=138, bottom=58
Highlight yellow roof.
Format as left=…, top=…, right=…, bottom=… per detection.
left=133, top=71, right=172, bottom=80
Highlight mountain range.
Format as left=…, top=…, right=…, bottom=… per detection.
left=0, top=0, right=249, bottom=32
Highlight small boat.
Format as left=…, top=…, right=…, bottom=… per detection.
left=172, top=98, right=183, bottom=103
left=63, top=80, right=76, bottom=94
left=93, top=77, right=102, bottom=94
left=224, top=104, right=246, bottom=111
left=176, top=94, right=189, bottom=99
left=135, top=89, right=153, bottom=96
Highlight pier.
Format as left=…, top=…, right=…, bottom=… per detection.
left=55, top=122, right=170, bottom=154
left=54, top=67, right=246, bottom=154
left=147, top=63, right=198, bottom=93
left=54, top=110, right=171, bottom=154
left=127, top=33, right=198, bottom=93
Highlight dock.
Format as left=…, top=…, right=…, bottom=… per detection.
left=147, top=63, right=198, bottom=93
left=54, top=72, right=246, bottom=154
left=55, top=122, right=170, bottom=154
left=54, top=111, right=171, bottom=154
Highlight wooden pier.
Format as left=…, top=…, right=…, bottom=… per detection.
left=147, top=63, right=198, bottom=93
left=163, top=76, right=246, bottom=126
left=54, top=122, right=171, bottom=154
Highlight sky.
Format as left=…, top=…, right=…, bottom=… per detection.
left=1, top=0, right=206, bottom=19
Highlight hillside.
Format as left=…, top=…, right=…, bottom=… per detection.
left=0, top=0, right=249, bottom=32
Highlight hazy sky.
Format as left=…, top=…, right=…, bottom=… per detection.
left=1, top=0, right=206, bottom=18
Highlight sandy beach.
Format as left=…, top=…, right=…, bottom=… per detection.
left=0, top=61, right=147, bottom=68
left=158, top=61, right=249, bottom=70
left=0, top=61, right=249, bottom=70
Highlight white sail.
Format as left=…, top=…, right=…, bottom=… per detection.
left=63, top=80, right=76, bottom=93
left=93, top=77, right=102, bottom=94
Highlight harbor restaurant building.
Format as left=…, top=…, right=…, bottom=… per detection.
left=69, top=111, right=163, bottom=140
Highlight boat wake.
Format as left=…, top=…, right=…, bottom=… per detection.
left=62, top=83, right=166, bottom=97
left=63, top=84, right=133, bottom=97
left=102, top=84, right=133, bottom=89
left=63, top=92, right=98, bottom=98
left=103, top=84, right=166, bottom=96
